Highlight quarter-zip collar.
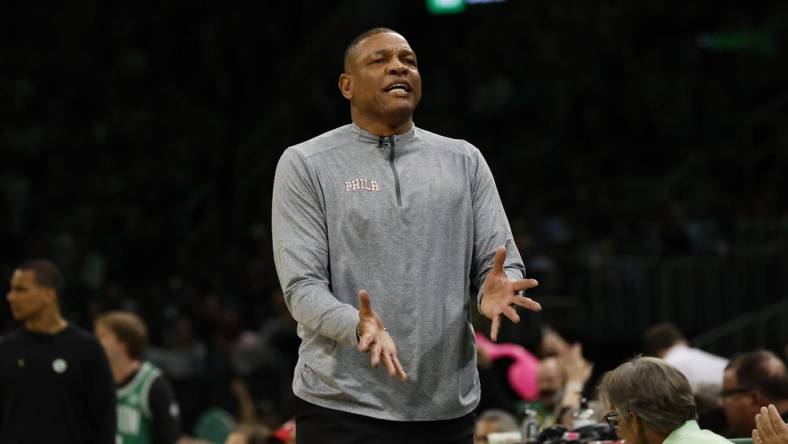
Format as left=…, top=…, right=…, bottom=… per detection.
left=350, top=122, right=414, bottom=208
left=350, top=122, right=417, bottom=145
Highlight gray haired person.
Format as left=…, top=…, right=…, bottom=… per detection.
left=598, top=356, right=729, bottom=444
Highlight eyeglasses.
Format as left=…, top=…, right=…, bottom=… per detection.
left=604, top=411, right=620, bottom=431
left=720, top=387, right=755, bottom=398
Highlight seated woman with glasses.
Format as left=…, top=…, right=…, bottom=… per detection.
left=599, top=356, right=730, bottom=444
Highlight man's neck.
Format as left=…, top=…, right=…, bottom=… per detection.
left=25, top=308, right=68, bottom=335
left=112, top=358, right=142, bottom=384
left=351, top=112, right=413, bottom=137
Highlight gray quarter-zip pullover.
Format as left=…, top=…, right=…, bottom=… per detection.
left=271, top=123, right=525, bottom=421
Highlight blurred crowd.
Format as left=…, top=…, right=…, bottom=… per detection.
left=2, top=1, right=788, bottom=443
left=472, top=323, right=788, bottom=443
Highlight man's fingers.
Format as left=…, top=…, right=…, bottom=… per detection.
left=380, top=350, right=408, bottom=380
left=512, top=278, right=539, bottom=292
left=369, top=342, right=382, bottom=368
left=391, top=354, right=408, bottom=380
left=767, top=404, right=786, bottom=434
left=358, top=332, right=374, bottom=352
left=490, top=315, right=501, bottom=342
left=757, top=408, right=774, bottom=438
left=502, top=305, right=520, bottom=323
left=381, top=352, right=397, bottom=377
left=569, top=343, right=583, bottom=359
left=358, top=289, right=372, bottom=315
left=491, top=245, right=506, bottom=275
left=512, top=294, right=542, bottom=312
left=753, top=428, right=761, bottom=444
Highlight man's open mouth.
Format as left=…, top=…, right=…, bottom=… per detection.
left=384, top=83, right=412, bottom=92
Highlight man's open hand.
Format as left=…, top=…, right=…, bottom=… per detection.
left=479, top=245, right=541, bottom=341
left=357, top=289, right=407, bottom=380
left=754, top=404, right=788, bottom=444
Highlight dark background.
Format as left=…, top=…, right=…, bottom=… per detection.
left=2, top=0, right=787, bottom=430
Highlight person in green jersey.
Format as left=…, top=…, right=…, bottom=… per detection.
left=95, top=311, right=183, bottom=444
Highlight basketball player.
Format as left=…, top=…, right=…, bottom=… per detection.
left=95, top=310, right=183, bottom=444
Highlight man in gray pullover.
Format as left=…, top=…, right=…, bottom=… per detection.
left=271, top=27, right=541, bottom=444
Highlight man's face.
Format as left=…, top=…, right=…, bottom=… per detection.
left=6, top=269, right=50, bottom=322
left=722, top=368, right=759, bottom=437
left=95, top=322, right=125, bottom=364
left=341, top=32, right=422, bottom=123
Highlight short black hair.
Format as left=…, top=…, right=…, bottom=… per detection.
left=16, top=259, right=64, bottom=297
left=728, top=350, right=788, bottom=400
left=343, top=27, right=399, bottom=72
left=643, top=322, right=685, bottom=356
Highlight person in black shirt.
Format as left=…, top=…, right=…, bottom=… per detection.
left=95, top=310, right=183, bottom=444
left=0, top=259, right=116, bottom=443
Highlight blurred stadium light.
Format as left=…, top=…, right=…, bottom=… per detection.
left=426, top=0, right=466, bottom=15
left=695, top=29, right=775, bottom=55
left=426, top=0, right=507, bottom=15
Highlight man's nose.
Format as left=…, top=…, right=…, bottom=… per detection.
left=386, top=60, right=408, bottom=75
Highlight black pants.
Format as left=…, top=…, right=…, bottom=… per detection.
left=295, top=397, right=475, bottom=444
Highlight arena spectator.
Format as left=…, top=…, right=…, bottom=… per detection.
left=644, top=322, right=728, bottom=413
left=599, top=356, right=729, bottom=444
left=722, top=351, right=788, bottom=438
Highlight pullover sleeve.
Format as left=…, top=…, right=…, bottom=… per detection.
left=148, top=376, right=183, bottom=444
left=272, top=148, right=359, bottom=347
left=468, top=145, right=526, bottom=309
left=0, top=341, right=5, bottom=440
left=85, top=337, right=118, bottom=444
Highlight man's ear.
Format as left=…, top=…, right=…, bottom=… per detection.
left=43, top=287, right=57, bottom=304
left=339, top=72, right=353, bottom=99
